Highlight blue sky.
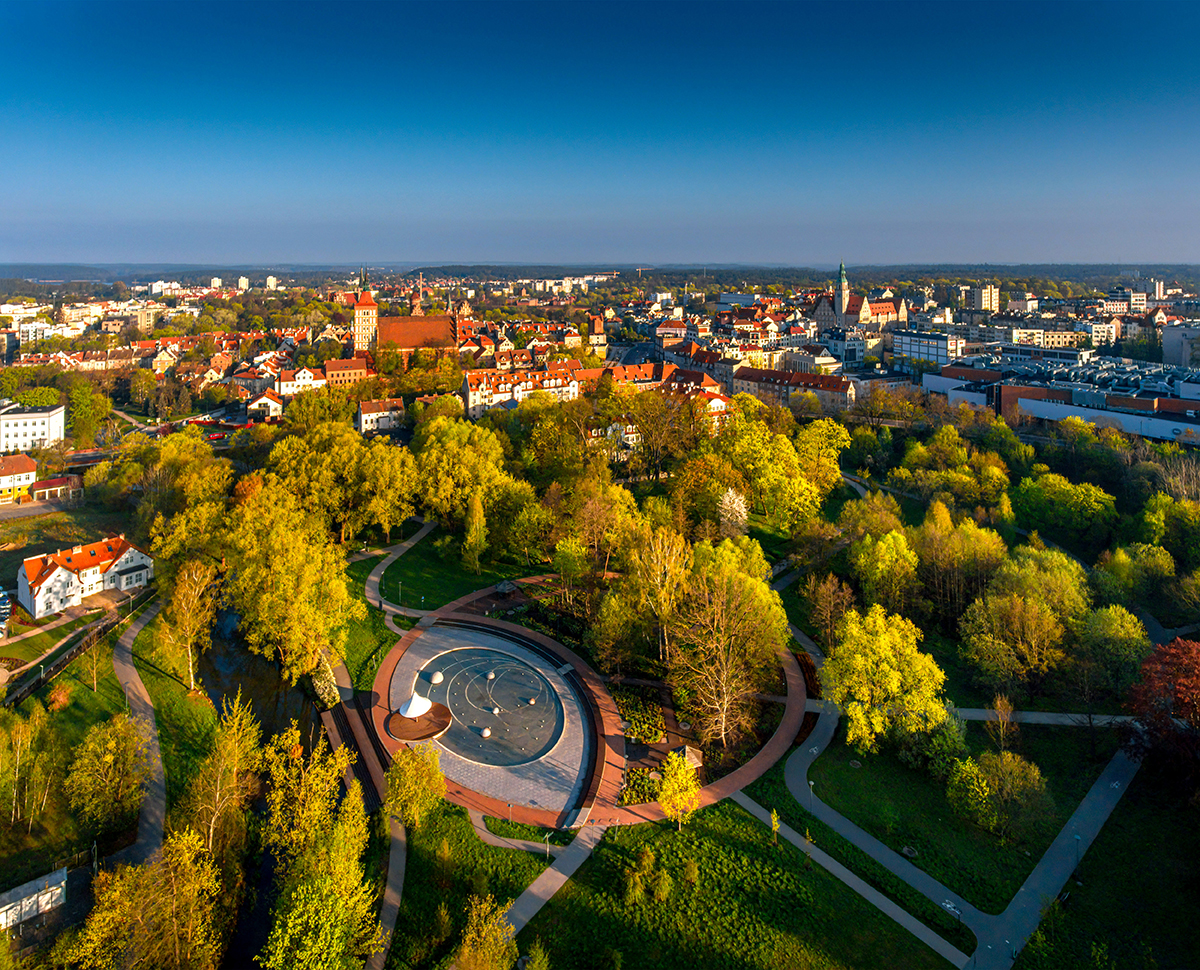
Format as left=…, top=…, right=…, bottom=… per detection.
left=2, top=0, right=1197, bottom=265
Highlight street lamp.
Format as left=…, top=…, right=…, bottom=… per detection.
left=398, top=580, right=402, bottom=609
left=808, top=780, right=814, bottom=812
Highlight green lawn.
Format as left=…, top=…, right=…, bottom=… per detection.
left=519, top=800, right=955, bottom=970
left=747, top=511, right=790, bottom=564
left=130, top=614, right=219, bottom=811
left=483, top=816, right=575, bottom=847
left=378, top=530, right=540, bottom=611
left=1012, top=767, right=1200, bottom=970
left=342, top=555, right=413, bottom=691
left=745, top=759, right=977, bottom=954
left=1, top=612, right=100, bottom=665
left=385, top=802, right=551, bottom=970
left=803, top=721, right=1118, bottom=914
left=0, top=505, right=136, bottom=580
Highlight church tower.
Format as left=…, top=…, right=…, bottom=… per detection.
left=834, top=261, right=850, bottom=327
left=353, top=290, right=378, bottom=352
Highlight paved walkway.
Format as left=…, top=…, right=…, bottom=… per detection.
left=365, top=520, right=437, bottom=619
left=732, top=790, right=970, bottom=968
left=503, top=824, right=608, bottom=935
left=109, top=602, right=165, bottom=867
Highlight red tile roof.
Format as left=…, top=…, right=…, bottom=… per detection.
left=22, top=534, right=147, bottom=593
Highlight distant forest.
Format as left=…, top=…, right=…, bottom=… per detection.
left=1, top=262, right=1197, bottom=304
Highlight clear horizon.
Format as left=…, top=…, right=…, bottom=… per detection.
left=3, top=0, right=1197, bottom=266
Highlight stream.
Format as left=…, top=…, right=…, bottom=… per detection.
left=199, top=611, right=320, bottom=965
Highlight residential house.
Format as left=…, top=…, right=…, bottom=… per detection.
left=18, top=535, right=154, bottom=619
left=0, top=454, right=38, bottom=504
left=325, top=358, right=373, bottom=387
left=275, top=367, right=327, bottom=397
left=247, top=390, right=284, bottom=419
left=356, top=398, right=406, bottom=434
left=30, top=474, right=84, bottom=503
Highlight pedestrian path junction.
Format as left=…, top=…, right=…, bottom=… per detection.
left=321, top=529, right=1143, bottom=970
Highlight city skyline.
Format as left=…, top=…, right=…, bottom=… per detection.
left=3, top=0, right=1198, bottom=265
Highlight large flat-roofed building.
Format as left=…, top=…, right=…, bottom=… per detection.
left=892, top=331, right=967, bottom=372
left=0, top=401, right=66, bottom=451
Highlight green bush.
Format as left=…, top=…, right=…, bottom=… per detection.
left=610, top=686, right=666, bottom=744
left=619, top=768, right=661, bottom=807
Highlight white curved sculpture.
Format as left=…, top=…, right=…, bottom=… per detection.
left=399, top=691, right=432, bottom=719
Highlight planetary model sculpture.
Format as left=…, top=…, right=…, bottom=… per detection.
left=386, top=685, right=452, bottom=743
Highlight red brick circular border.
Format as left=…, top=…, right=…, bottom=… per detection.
left=368, top=576, right=807, bottom=829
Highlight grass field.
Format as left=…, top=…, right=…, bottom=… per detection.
left=745, top=760, right=977, bottom=954
left=0, top=505, right=135, bottom=580
left=803, top=721, right=1118, bottom=914
left=378, top=530, right=540, bottom=611
left=518, top=800, right=955, bottom=970
left=384, top=802, right=551, bottom=970
left=130, top=613, right=219, bottom=811
left=1, top=612, right=100, bottom=665
left=483, top=816, right=575, bottom=847
left=1011, top=766, right=1200, bottom=970
left=343, top=555, right=414, bottom=691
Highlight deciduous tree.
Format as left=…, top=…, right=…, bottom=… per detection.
left=384, top=743, right=446, bottom=829
left=64, top=712, right=150, bottom=829
left=668, top=538, right=786, bottom=747
left=456, top=894, right=518, bottom=970
left=166, top=560, right=218, bottom=691
left=822, top=605, right=949, bottom=752
left=657, top=750, right=700, bottom=832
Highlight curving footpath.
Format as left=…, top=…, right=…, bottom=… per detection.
left=362, top=525, right=1143, bottom=969
left=109, top=601, right=166, bottom=867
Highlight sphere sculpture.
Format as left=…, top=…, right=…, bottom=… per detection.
left=481, top=727, right=492, bottom=739
left=492, top=706, right=501, bottom=715
left=528, top=697, right=537, bottom=706
left=430, top=670, right=444, bottom=685
left=487, top=670, right=496, bottom=681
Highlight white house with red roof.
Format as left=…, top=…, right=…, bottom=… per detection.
left=18, top=535, right=154, bottom=618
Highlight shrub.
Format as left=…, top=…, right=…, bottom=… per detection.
left=894, top=709, right=969, bottom=781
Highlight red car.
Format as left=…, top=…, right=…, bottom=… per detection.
left=206, top=432, right=226, bottom=441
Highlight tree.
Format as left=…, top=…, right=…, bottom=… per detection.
left=525, top=939, right=551, bottom=970
left=961, top=593, right=1066, bottom=700
left=64, top=713, right=150, bottom=829
left=984, top=694, right=1019, bottom=752
left=989, top=546, right=1091, bottom=624
left=82, top=626, right=109, bottom=691
left=947, top=757, right=998, bottom=832
left=260, top=722, right=353, bottom=868
left=260, top=782, right=383, bottom=970
left=166, top=560, right=218, bottom=691
left=848, top=530, right=918, bottom=614
left=657, top=750, right=700, bottom=831
left=456, top=895, right=518, bottom=970
left=625, top=525, right=692, bottom=662
left=224, top=476, right=364, bottom=682
left=1125, top=637, right=1200, bottom=778
left=1075, top=605, right=1151, bottom=697
left=978, top=750, right=1055, bottom=842
left=803, top=572, right=855, bottom=653
left=384, top=743, right=446, bottom=829
left=668, top=538, right=787, bottom=747
left=462, top=490, right=488, bottom=574
left=67, top=829, right=221, bottom=970
left=1011, top=473, right=1117, bottom=553
left=717, top=488, right=748, bottom=539
left=822, top=605, right=949, bottom=752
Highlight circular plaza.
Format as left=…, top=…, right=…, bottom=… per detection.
left=376, top=622, right=595, bottom=817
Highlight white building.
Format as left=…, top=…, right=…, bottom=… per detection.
left=1084, top=321, right=1117, bottom=345
left=238, top=276, right=250, bottom=291
left=1006, top=293, right=1039, bottom=313
left=18, top=535, right=154, bottom=619
left=892, top=330, right=967, bottom=372
left=266, top=276, right=278, bottom=291
left=210, top=277, right=222, bottom=289
left=356, top=398, right=406, bottom=434
left=0, top=401, right=66, bottom=451
left=968, top=285, right=1000, bottom=313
